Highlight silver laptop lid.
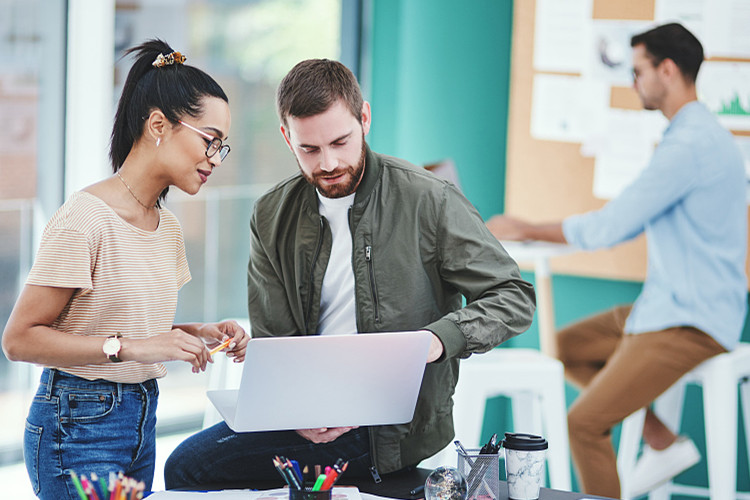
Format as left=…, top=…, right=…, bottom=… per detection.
left=216, top=330, right=432, bottom=432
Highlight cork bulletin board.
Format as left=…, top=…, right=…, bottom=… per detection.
left=505, top=0, right=750, bottom=282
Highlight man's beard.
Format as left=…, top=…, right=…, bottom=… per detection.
left=298, top=134, right=366, bottom=198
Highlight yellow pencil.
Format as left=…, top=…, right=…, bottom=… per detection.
left=209, top=338, right=232, bottom=355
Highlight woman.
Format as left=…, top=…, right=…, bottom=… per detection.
left=1, top=39, right=248, bottom=498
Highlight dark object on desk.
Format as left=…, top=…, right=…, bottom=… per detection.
left=409, top=484, right=425, bottom=497
left=354, top=466, right=433, bottom=499
left=171, top=465, right=617, bottom=500
left=289, top=488, right=332, bottom=500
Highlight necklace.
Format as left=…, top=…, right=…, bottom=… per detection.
left=116, top=171, right=156, bottom=210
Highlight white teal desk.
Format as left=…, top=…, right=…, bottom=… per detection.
left=499, top=241, right=577, bottom=357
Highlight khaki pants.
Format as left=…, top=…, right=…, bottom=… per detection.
left=556, top=305, right=726, bottom=498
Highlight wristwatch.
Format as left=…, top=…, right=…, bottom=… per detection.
left=103, top=334, right=123, bottom=363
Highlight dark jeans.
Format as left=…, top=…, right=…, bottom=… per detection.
left=164, top=423, right=372, bottom=490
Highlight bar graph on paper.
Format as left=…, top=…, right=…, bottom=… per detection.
left=698, top=61, right=750, bottom=130
left=718, top=94, right=750, bottom=116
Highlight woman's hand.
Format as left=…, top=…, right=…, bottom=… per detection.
left=120, top=328, right=211, bottom=373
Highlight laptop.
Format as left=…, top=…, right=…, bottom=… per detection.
left=207, top=330, right=433, bottom=432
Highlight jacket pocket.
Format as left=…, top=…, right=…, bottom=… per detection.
left=409, top=361, right=456, bottom=433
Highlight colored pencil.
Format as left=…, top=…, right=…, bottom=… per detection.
left=273, top=457, right=292, bottom=487
left=108, top=471, right=116, bottom=500
left=209, top=338, right=232, bottom=355
left=70, top=471, right=88, bottom=500
left=331, top=461, right=348, bottom=486
left=82, top=475, right=101, bottom=500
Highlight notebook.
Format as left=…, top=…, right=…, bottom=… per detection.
left=206, top=330, right=433, bottom=432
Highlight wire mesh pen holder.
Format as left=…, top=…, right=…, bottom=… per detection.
left=457, top=448, right=500, bottom=500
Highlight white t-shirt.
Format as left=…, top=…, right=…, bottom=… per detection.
left=316, top=191, right=358, bottom=335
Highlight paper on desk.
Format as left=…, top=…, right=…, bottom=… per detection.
left=147, top=487, right=362, bottom=500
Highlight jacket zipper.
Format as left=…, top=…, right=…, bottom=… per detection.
left=359, top=222, right=381, bottom=481
left=305, top=217, right=325, bottom=334
left=368, top=428, right=382, bottom=483
left=365, top=245, right=380, bottom=323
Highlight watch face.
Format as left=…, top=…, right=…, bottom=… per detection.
left=103, top=337, right=121, bottom=356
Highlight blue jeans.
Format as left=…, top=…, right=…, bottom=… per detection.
left=164, top=423, right=372, bottom=490
left=24, top=368, right=159, bottom=499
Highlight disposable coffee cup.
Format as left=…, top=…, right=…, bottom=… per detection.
left=502, top=433, right=548, bottom=500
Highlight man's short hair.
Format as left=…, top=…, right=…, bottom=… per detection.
left=630, top=23, right=704, bottom=83
left=276, top=59, right=364, bottom=128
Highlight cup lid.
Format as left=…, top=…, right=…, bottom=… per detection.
left=502, top=432, right=548, bottom=451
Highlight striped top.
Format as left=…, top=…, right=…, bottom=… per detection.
left=26, top=191, right=191, bottom=383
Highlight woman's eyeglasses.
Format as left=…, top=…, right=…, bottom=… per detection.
left=178, top=120, right=230, bottom=161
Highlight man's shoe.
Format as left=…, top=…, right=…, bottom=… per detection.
left=626, top=436, right=701, bottom=498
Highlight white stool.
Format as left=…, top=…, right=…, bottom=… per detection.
left=420, top=348, right=572, bottom=491
left=617, top=343, right=750, bottom=500
left=202, top=318, right=250, bottom=429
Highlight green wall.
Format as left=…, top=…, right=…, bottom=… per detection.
left=367, top=0, right=511, bottom=218
left=365, top=0, right=749, bottom=496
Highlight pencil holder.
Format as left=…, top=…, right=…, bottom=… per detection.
left=457, top=448, right=500, bottom=500
left=289, top=488, right=332, bottom=500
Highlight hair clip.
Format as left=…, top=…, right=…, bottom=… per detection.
left=152, top=51, right=187, bottom=68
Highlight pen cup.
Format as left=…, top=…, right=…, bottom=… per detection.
left=289, top=488, right=332, bottom=500
left=457, top=448, right=500, bottom=500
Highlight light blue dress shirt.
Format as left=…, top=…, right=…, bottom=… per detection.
left=563, top=101, right=747, bottom=350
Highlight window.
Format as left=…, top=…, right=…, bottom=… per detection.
left=0, top=0, right=65, bottom=463
left=0, top=0, right=349, bottom=464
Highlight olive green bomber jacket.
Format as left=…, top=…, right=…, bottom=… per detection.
left=247, top=146, right=536, bottom=475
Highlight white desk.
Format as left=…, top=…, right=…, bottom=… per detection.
left=499, top=241, right=577, bottom=357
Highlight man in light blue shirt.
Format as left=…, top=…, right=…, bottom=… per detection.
left=487, top=23, right=746, bottom=498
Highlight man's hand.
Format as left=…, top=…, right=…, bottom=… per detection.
left=426, top=332, right=444, bottom=363
left=485, top=215, right=530, bottom=241
left=486, top=215, right=567, bottom=243
left=201, top=320, right=249, bottom=363
left=296, top=426, right=357, bottom=443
